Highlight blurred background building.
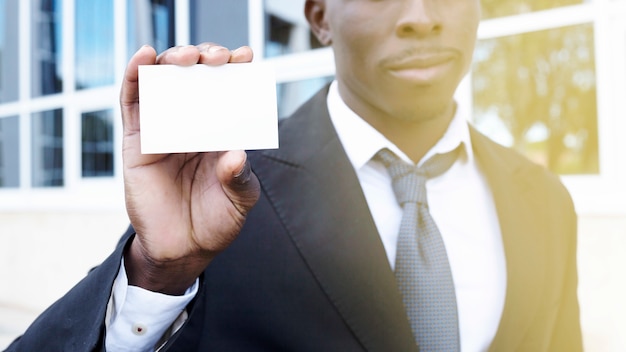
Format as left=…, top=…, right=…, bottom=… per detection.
left=1, top=0, right=625, bottom=350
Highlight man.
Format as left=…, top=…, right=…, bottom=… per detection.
left=8, top=0, right=582, bottom=351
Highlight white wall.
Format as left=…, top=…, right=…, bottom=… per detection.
left=0, top=210, right=129, bottom=348
left=578, top=215, right=626, bottom=351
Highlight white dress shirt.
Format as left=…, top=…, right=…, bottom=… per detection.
left=327, top=81, right=506, bottom=352
left=105, top=259, right=197, bottom=352
left=106, top=81, right=507, bottom=352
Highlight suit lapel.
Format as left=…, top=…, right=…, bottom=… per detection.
left=250, top=91, right=549, bottom=350
left=470, top=128, right=549, bottom=351
left=251, top=87, right=417, bottom=351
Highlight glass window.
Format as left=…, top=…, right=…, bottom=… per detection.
left=31, top=109, right=63, bottom=187
left=264, top=0, right=323, bottom=58
left=31, top=0, right=63, bottom=97
left=75, top=0, right=114, bottom=90
left=190, top=1, right=248, bottom=50
left=0, top=0, right=19, bottom=103
left=81, top=109, right=114, bottom=177
left=481, top=0, right=587, bottom=19
left=0, top=116, right=19, bottom=188
left=127, top=0, right=175, bottom=59
left=277, top=76, right=333, bottom=119
left=472, top=23, right=598, bottom=175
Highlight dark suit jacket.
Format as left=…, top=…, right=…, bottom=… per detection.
left=7, top=86, right=582, bottom=351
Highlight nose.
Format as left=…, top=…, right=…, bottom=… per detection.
left=396, top=0, right=441, bottom=37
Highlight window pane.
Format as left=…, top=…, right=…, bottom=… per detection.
left=277, top=76, right=333, bottom=119
left=75, top=0, right=114, bottom=89
left=127, top=0, right=175, bottom=59
left=264, top=0, right=323, bottom=58
left=0, top=0, right=19, bottom=103
left=31, top=0, right=63, bottom=97
left=481, top=0, right=587, bottom=19
left=82, top=109, right=114, bottom=177
left=31, top=109, right=63, bottom=187
left=0, top=116, right=19, bottom=188
left=472, top=24, right=598, bottom=175
left=190, top=1, right=248, bottom=50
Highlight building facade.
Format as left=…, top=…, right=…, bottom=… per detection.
left=1, top=0, right=626, bottom=350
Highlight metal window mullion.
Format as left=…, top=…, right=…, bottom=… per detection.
left=62, top=0, right=75, bottom=94
left=248, top=0, right=265, bottom=59
left=591, top=0, right=613, bottom=179
left=64, top=99, right=80, bottom=189
left=61, top=0, right=76, bottom=189
left=267, top=47, right=335, bottom=84
left=478, top=4, right=596, bottom=40
left=113, top=0, right=127, bottom=183
left=175, top=0, right=190, bottom=45
left=18, top=0, right=32, bottom=190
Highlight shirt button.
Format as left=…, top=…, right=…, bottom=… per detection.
left=132, top=323, right=147, bottom=336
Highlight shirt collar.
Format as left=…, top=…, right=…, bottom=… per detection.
left=326, top=80, right=473, bottom=170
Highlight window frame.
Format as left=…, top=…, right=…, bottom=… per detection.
left=0, top=0, right=124, bottom=210
left=473, top=2, right=626, bottom=215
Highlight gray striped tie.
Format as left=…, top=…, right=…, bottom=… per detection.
left=376, top=147, right=461, bottom=352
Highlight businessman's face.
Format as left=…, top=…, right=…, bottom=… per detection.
left=306, top=0, right=480, bottom=124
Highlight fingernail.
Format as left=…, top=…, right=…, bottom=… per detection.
left=208, top=46, right=226, bottom=53
left=233, top=160, right=252, bottom=185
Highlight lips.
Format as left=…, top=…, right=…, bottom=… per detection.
left=383, top=48, right=460, bottom=84
left=389, top=52, right=455, bottom=69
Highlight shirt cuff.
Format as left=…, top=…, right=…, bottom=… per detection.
left=105, top=258, right=198, bottom=352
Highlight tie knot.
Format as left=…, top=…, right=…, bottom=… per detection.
left=375, top=146, right=461, bottom=206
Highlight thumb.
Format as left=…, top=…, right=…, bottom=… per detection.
left=217, top=150, right=261, bottom=213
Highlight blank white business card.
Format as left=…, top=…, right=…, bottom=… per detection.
left=138, top=63, right=278, bottom=154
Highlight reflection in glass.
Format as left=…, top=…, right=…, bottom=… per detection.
left=0, top=0, right=19, bottom=103
left=31, top=0, right=63, bottom=97
left=264, top=0, right=322, bottom=58
left=75, top=0, right=114, bottom=89
left=277, top=76, right=333, bottom=119
left=82, top=109, right=114, bottom=177
left=190, top=1, right=248, bottom=49
left=127, top=0, right=175, bottom=59
left=481, top=0, right=585, bottom=19
left=0, top=116, right=19, bottom=188
left=472, top=24, right=598, bottom=175
left=31, top=109, right=63, bottom=187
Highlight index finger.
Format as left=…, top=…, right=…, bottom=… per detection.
left=120, top=45, right=157, bottom=132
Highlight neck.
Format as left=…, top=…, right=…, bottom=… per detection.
left=367, top=102, right=456, bottom=163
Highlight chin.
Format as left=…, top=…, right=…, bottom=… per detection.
left=393, top=100, right=454, bottom=123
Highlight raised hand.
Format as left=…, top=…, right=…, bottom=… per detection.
left=120, top=44, right=260, bottom=295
